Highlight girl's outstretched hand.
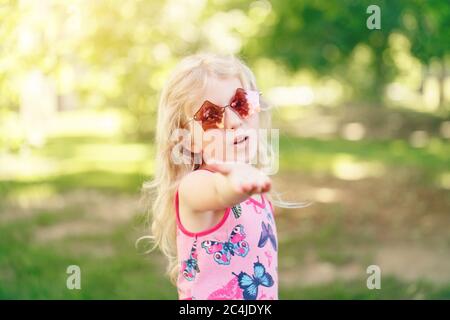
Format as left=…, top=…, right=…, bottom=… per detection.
left=208, top=162, right=271, bottom=195
left=178, top=162, right=271, bottom=214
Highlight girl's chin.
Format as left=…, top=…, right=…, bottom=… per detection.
left=204, top=142, right=258, bottom=164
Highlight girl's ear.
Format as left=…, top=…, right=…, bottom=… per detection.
left=181, top=121, right=203, bottom=154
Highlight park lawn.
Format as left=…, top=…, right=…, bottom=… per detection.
left=1, top=133, right=449, bottom=299
left=1, top=133, right=448, bottom=197
left=1, top=196, right=449, bottom=299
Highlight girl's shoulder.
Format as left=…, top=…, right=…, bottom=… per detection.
left=178, top=169, right=214, bottom=197
left=176, top=168, right=226, bottom=231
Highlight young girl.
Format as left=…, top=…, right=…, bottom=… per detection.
left=143, top=53, right=304, bottom=300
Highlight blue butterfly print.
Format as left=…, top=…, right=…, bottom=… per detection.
left=232, top=256, right=274, bottom=300
left=181, top=239, right=200, bottom=281
left=258, top=221, right=277, bottom=251
left=265, top=207, right=274, bottom=224
left=201, top=224, right=250, bottom=265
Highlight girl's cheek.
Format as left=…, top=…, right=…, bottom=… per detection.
left=202, top=130, right=226, bottom=161
left=190, top=121, right=205, bottom=153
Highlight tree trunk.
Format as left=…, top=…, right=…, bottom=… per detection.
left=438, top=59, right=446, bottom=110
left=419, top=64, right=427, bottom=95
left=372, top=49, right=385, bottom=107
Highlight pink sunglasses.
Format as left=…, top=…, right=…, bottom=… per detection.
left=185, top=88, right=262, bottom=131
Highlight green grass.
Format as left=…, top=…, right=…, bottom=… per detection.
left=1, top=207, right=448, bottom=299
left=1, top=131, right=449, bottom=299
left=280, top=278, right=450, bottom=299
left=1, top=206, right=448, bottom=299
left=279, top=135, right=450, bottom=179
left=0, top=170, right=146, bottom=198
left=0, top=211, right=176, bottom=299
left=2, top=134, right=448, bottom=199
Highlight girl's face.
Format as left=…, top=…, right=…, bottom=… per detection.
left=189, top=76, right=260, bottom=164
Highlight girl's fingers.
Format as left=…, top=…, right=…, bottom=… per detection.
left=247, top=182, right=259, bottom=195
left=242, top=183, right=252, bottom=193
left=224, top=164, right=272, bottom=195
left=242, top=174, right=271, bottom=195
left=262, top=183, right=271, bottom=193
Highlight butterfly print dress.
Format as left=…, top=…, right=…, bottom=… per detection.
left=175, top=171, right=278, bottom=300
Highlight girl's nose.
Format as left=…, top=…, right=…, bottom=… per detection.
left=224, top=107, right=242, bottom=130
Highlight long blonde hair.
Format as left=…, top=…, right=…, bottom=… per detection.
left=140, top=52, right=310, bottom=284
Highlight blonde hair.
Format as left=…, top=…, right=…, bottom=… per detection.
left=139, top=52, right=310, bottom=284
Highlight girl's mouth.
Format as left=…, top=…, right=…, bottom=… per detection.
left=233, top=135, right=249, bottom=145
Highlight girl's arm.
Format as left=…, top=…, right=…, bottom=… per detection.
left=178, top=163, right=271, bottom=213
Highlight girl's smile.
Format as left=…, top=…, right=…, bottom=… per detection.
left=233, top=134, right=249, bottom=145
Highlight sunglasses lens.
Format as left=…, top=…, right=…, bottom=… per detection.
left=229, top=88, right=261, bottom=118
left=194, top=101, right=225, bottom=131
left=229, top=88, right=249, bottom=118
left=192, top=88, right=261, bottom=131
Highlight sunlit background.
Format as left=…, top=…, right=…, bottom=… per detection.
left=0, top=0, right=449, bottom=299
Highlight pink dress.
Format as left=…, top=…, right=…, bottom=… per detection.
left=175, top=170, right=278, bottom=300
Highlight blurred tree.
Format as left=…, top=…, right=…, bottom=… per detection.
left=1, top=0, right=448, bottom=142
left=0, top=0, right=24, bottom=150
left=403, top=0, right=450, bottom=110
left=0, top=0, right=206, bottom=139
left=0, top=0, right=21, bottom=113
left=243, top=0, right=406, bottom=105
